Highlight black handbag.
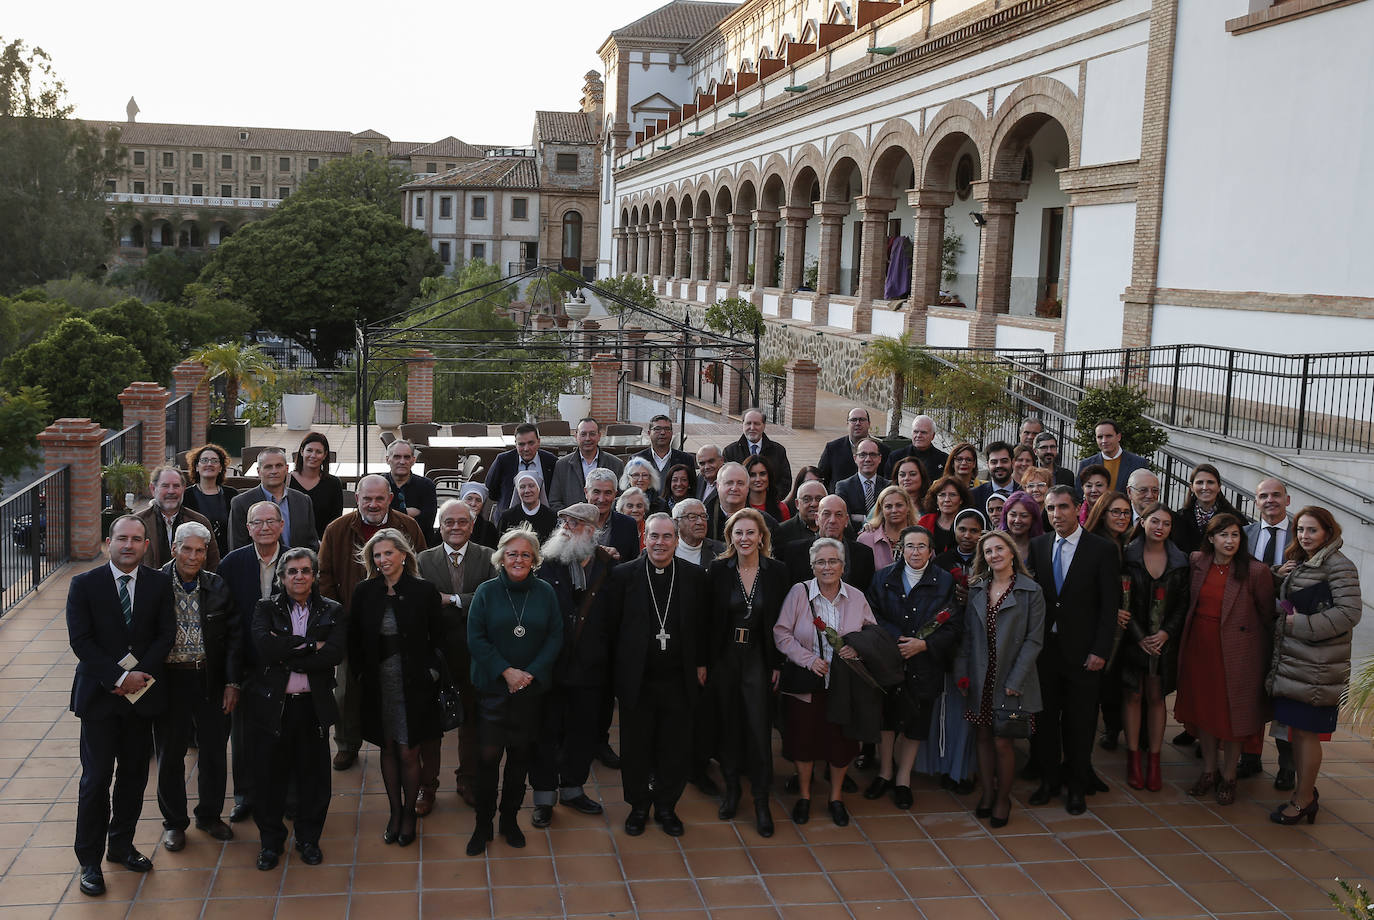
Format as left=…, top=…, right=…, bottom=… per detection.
left=779, top=659, right=824, bottom=695
left=434, top=649, right=464, bottom=732
left=993, top=696, right=1033, bottom=739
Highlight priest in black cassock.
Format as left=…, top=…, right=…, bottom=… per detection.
left=607, top=512, right=706, bottom=837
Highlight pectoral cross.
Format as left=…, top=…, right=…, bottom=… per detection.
left=655, top=628, right=671, bottom=651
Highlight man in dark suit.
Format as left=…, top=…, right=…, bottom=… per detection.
left=135, top=465, right=221, bottom=571
left=66, top=515, right=176, bottom=897
left=1243, top=477, right=1296, bottom=788
left=416, top=498, right=496, bottom=810
left=774, top=480, right=826, bottom=550
left=635, top=414, right=697, bottom=479
left=484, top=423, right=558, bottom=512
left=584, top=468, right=640, bottom=562
left=1028, top=486, right=1122, bottom=815
left=783, top=495, right=876, bottom=591
left=817, top=408, right=889, bottom=488
left=705, top=462, right=778, bottom=544
left=721, top=409, right=791, bottom=503
left=1033, top=432, right=1078, bottom=493
left=1076, top=418, right=1150, bottom=493
left=834, top=438, right=890, bottom=527
left=883, top=415, right=947, bottom=483
left=969, top=441, right=1019, bottom=510
left=671, top=499, right=725, bottom=568
left=229, top=447, right=318, bottom=551
left=608, top=513, right=706, bottom=837
left=694, top=444, right=723, bottom=505
left=384, top=438, right=439, bottom=538
left=549, top=418, right=626, bottom=511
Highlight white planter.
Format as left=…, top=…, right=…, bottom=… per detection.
left=558, top=393, right=592, bottom=425
left=374, top=400, right=405, bottom=428
left=564, top=295, right=591, bottom=322
left=282, top=393, right=317, bottom=430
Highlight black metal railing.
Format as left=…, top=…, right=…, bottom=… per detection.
left=99, top=423, right=143, bottom=510
left=1, top=467, right=71, bottom=619
left=166, top=392, right=192, bottom=460
left=763, top=373, right=786, bottom=424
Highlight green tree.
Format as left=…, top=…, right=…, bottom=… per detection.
left=0, top=292, right=69, bottom=360
left=0, top=385, right=50, bottom=489
left=854, top=334, right=942, bottom=438
left=0, top=39, right=124, bottom=292
left=156, top=282, right=254, bottom=353
left=1073, top=382, right=1168, bottom=459
left=189, top=342, right=275, bottom=425
left=87, top=297, right=180, bottom=382
left=285, top=153, right=413, bottom=216
left=704, top=296, right=765, bottom=338
left=200, top=198, right=442, bottom=365
left=593, top=273, right=657, bottom=316
left=927, top=353, right=1016, bottom=446
left=133, top=249, right=210, bottom=302
left=0, top=316, right=145, bottom=424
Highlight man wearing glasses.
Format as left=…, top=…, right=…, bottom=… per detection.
left=818, top=408, right=889, bottom=489
left=834, top=438, right=891, bottom=527
left=671, top=499, right=724, bottom=567
left=634, top=414, right=696, bottom=476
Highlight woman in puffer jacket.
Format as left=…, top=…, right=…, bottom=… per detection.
left=1267, top=506, right=1362, bottom=826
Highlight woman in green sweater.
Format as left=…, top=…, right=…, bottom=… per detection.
left=465, top=524, right=562, bottom=856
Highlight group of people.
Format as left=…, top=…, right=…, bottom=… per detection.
left=66, top=409, right=1363, bottom=896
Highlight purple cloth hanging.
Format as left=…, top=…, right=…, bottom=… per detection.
left=884, top=235, right=912, bottom=299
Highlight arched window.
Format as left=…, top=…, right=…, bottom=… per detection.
left=561, top=211, right=583, bottom=270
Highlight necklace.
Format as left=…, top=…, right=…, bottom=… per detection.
left=645, top=561, right=676, bottom=651
left=736, top=561, right=759, bottom=620
left=503, top=585, right=530, bottom=637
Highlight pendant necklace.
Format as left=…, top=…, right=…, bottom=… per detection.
left=504, top=585, right=529, bottom=637
left=646, top=562, right=676, bottom=651
left=736, top=562, right=759, bottom=621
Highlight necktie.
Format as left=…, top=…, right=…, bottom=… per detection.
left=1053, top=538, right=1067, bottom=593
left=1263, top=526, right=1279, bottom=565
left=751, top=443, right=759, bottom=456
left=117, top=574, right=133, bottom=626
left=450, top=552, right=461, bottom=569
left=863, top=478, right=875, bottom=512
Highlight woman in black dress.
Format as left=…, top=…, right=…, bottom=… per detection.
left=183, top=443, right=237, bottom=557
left=290, top=431, right=345, bottom=538
left=705, top=508, right=790, bottom=837
left=349, top=528, right=445, bottom=847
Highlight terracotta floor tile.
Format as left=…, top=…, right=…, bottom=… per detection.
left=846, top=899, right=923, bottom=920
left=49, top=902, right=138, bottom=919
left=419, top=888, right=492, bottom=919
left=1115, top=884, right=1205, bottom=917
left=620, top=849, right=689, bottom=880
left=1058, top=831, right=1134, bottom=860
left=1119, top=827, right=1199, bottom=856
left=1049, top=887, right=1137, bottom=920
left=487, top=855, right=556, bottom=886
left=200, top=898, right=278, bottom=920
left=827, top=869, right=907, bottom=901
left=280, top=865, right=351, bottom=896
left=1022, top=860, right=1103, bottom=892
left=681, top=822, right=744, bottom=849
left=856, top=815, right=923, bottom=841
left=490, top=884, right=563, bottom=918
left=707, top=909, right=781, bottom=920
left=559, top=881, right=633, bottom=914
left=629, top=879, right=704, bottom=912
left=1208, top=850, right=1294, bottom=881
left=776, top=905, right=844, bottom=920
left=1179, top=880, right=1273, bottom=913
left=959, top=863, right=1037, bottom=896
left=1095, top=804, right=1166, bottom=829
left=934, top=836, right=1010, bottom=867
left=208, top=866, right=283, bottom=899
left=748, top=845, right=820, bottom=875
left=696, top=877, right=770, bottom=908
left=805, top=842, right=885, bottom=871
left=873, top=839, right=945, bottom=869
left=273, top=894, right=350, bottom=920
left=1249, top=877, right=1339, bottom=912
left=352, top=859, right=419, bottom=892
left=996, top=833, right=1072, bottom=864
left=916, top=812, right=984, bottom=839
left=552, top=852, right=627, bottom=884
left=894, top=865, right=971, bottom=898
left=634, top=912, right=709, bottom=920
left=1145, top=853, right=1230, bottom=885
left=547, top=826, right=617, bottom=855
left=762, top=873, right=841, bottom=904
left=908, top=896, right=994, bottom=919
left=686, top=846, right=758, bottom=878
left=983, top=891, right=1066, bottom=918
left=136, top=867, right=214, bottom=900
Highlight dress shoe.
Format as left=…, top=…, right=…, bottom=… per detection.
left=560, top=793, right=603, bottom=815
left=1088, top=770, right=1110, bottom=794
left=1270, top=795, right=1319, bottom=825
left=415, top=787, right=434, bottom=817
left=1099, top=728, right=1120, bottom=751
left=864, top=776, right=891, bottom=800
left=256, top=848, right=280, bottom=871
left=1127, top=751, right=1144, bottom=790
left=1172, top=730, right=1195, bottom=746
left=690, top=770, right=720, bottom=796
left=1146, top=753, right=1163, bottom=792
left=162, top=828, right=186, bottom=851
left=596, top=743, right=621, bottom=769
left=195, top=819, right=234, bottom=841
left=625, top=808, right=649, bottom=836
left=989, top=807, right=1010, bottom=829
left=229, top=802, right=253, bottom=823
left=107, top=848, right=153, bottom=872
left=1274, top=768, right=1297, bottom=791
left=332, top=750, right=357, bottom=771
left=828, top=800, right=850, bottom=827
left=499, top=817, right=526, bottom=848
left=466, top=822, right=493, bottom=856
left=791, top=798, right=811, bottom=824
left=893, top=785, right=913, bottom=810
left=1065, top=790, right=1087, bottom=815
left=455, top=784, right=478, bottom=808
left=719, top=779, right=742, bottom=820
left=1236, top=752, right=1262, bottom=779
left=531, top=804, right=553, bottom=828
left=296, top=841, right=323, bottom=865
left=655, top=809, right=685, bottom=836
left=382, top=826, right=398, bottom=845
left=396, top=830, right=416, bottom=847
left=78, top=865, right=105, bottom=896
left=1028, top=783, right=1056, bottom=807
left=754, top=799, right=774, bottom=838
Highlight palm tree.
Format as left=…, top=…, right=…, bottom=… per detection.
left=190, top=342, right=276, bottom=424
left=854, top=333, right=940, bottom=438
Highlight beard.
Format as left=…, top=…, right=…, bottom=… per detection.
left=543, top=526, right=597, bottom=566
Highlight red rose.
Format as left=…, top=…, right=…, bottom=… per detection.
left=1153, top=586, right=1167, bottom=602
left=951, top=567, right=968, bottom=587
left=1121, top=576, right=1132, bottom=593
left=957, top=677, right=970, bottom=692
left=812, top=615, right=827, bottom=631
left=935, top=609, right=951, bottom=625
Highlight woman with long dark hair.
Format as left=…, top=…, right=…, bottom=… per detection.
left=183, top=443, right=238, bottom=556
left=744, top=454, right=790, bottom=521
left=942, top=442, right=982, bottom=490
left=918, top=475, right=973, bottom=556
left=1172, top=463, right=1248, bottom=553
left=290, top=431, right=344, bottom=538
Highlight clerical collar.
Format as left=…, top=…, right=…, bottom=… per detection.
left=651, top=560, right=673, bottom=575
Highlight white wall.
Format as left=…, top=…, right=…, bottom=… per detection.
left=1079, top=44, right=1147, bottom=166
left=1009, top=123, right=1071, bottom=315
left=1151, top=304, right=1374, bottom=355
left=1062, top=201, right=1134, bottom=351
left=926, top=314, right=971, bottom=347
left=1157, top=0, right=1374, bottom=298
left=625, top=52, right=694, bottom=135
left=995, top=323, right=1058, bottom=351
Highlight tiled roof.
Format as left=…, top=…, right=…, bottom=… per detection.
left=82, top=120, right=359, bottom=153
left=612, top=0, right=738, bottom=40
left=406, top=136, right=486, bottom=159
left=535, top=111, right=595, bottom=144
left=352, top=128, right=389, bottom=139
left=401, top=156, right=540, bottom=190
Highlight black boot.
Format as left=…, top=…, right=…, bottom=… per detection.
left=719, top=775, right=741, bottom=820
left=465, top=817, right=493, bottom=856
left=754, top=797, right=774, bottom=838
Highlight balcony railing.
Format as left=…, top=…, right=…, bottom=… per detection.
left=105, top=193, right=282, bottom=209
left=0, top=468, right=71, bottom=619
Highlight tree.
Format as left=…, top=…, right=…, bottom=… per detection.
left=285, top=153, right=413, bottom=217
left=594, top=273, right=657, bottom=316
left=0, top=316, right=146, bottom=424
left=131, top=248, right=210, bottom=302
left=0, top=39, right=125, bottom=292
left=1073, top=382, right=1168, bottom=459
left=156, top=282, right=255, bottom=353
left=189, top=342, right=276, bottom=425
left=0, top=385, right=50, bottom=489
left=0, top=292, right=69, bottom=361
left=927, top=353, right=1017, bottom=446
left=199, top=198, right=442, bottom=365
left=704, top=296, right=765, bottom=338
left=87, top=297, right=180, bottom=382
left=854, top=333, right=942, bottom=438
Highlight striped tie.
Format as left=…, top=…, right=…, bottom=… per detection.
left=863, top=478, right=875, bottom=512
left=118, top=575, right=133, bottom=626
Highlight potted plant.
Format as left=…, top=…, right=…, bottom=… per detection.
left=854, top=333, right=942, bottom=440
left=190, top=341, right=276, bottom=457
left=101, top=456, right=146, bottom=537
left=275, top=370, right=316, bottom=431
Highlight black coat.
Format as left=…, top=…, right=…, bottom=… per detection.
left=216, top=545, right=278, bottom=671
left=66, top=564, right=176, bottom=719
left=817, top=436, right=891, bottom=489
left=349, top=573, right=445, bottom=746
left=704, top=497, right=779, bottom=546
left=538, top=549, right=616, bottom=688
left=884, top=444, right=948, bottom=483
left=499, top=504, right=558, bottom=543
left=245, top=590, right=345, bottom=735
left=1171, top=498, right=1249, bottom=554
left=721, top=433, right=792, bottom=502
left=159, top=561, right=243, bottom=694
left=608, top=556, right=706, bottom=709
left=1028, top=530, right=1122, bottom=665
left=1119, top=537, right=1191, bottom=693
left=704, top=556, right=791, bottom=672
left=867, top=561, right=961, bottom=699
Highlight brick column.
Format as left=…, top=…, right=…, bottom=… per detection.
left=36, top=418, right=107, bottom=560
left=622, top=326, right=646, bottom=382
left=707, top=216, right=729, bottom=285
left=647, top=223, right=663, bottom=276
left=813, top=202, right=850, bottom=298
left=720, top=357, right=748, bottom=420
left=752, top=210, right=780, bottom=287
left=118, top=381, right=170, bottom=466
left=638, top=229, right=651, bottom=276
left=660, top=221, right=676, bottom=278
left=907, top=188, right=955, bottom=341
left=590, top=352, right=619, bottom=423
left=674, top=219, right=691, bottom=280
left=728, top=214, right=752, bottom=292
left=407, top=349, right=436, bottom=423
left=784, top=358, right=820, bottom=430
left=689, top=218, right=709, bottom=281
left=854, top=195, right=897, bottom=333
left=970, top=180, right=1028, bottom=322
left=172, top=360, right=210, bottom=449
left=578, top=319, right=601, bottom=361
left=614, top=228, right=628, bottom=274
left=667, top=334, right=686, bottom=419
left=780, top=206, right=811, bottom=313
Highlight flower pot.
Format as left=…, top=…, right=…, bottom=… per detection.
left=374, top=400, right=405, bottom=428
left=209, top=420, right=250, bottom=457
left=558, top=393, right=592, bottom=425
left=564, top=295, right=591, bottom=322
left=282, top=393, right=317, bottom=431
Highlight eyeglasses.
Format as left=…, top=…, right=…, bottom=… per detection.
left=1107, top=508, right=1133, bottom=517
left=679, top=512, right=707, bottom=521
left=503, top=551, right=535, bottom=561
left=649, top=426, right=672, bottom=433
left=248, top=519, right=283, bottom=528
left=197, top=456, right=221, bottom=465
left=813, top=558, right=843, bottom=567
left=856, top=452, right=881, bottom=459
left=284, top=567, right=313, bottom=576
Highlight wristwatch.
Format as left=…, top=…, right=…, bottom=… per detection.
left=451, top=594, right=460, bottom=607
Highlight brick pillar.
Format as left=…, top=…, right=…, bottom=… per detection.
left=36, top=418, right=107, bottom=560
left=674, top=219, right=691, bottom=280
left=970, top=180, right=1028, bottom=320
left=784, top=358, right=820, bottom=430
left=854, top=195, right=897, bottom=334
left=614, top=228, right=627, bottom=274
left=407, top=349, right=436, bottom=423
left=780, top=206, right=811, bottom=316
left=667, top=334, right=686, bottom=419
left=622, top=326, right=645, bottom=381
left=728, top=214, right=752, bottom=293
left=648, top=223, right=662, bottom=276
left=532, top=314, right=556, bottom=330
left=752, top=210, right=780, bottom=287
left=813, top=202, right=850, bottom=297
left=968, top=310, right=998, bottom=349
left=660, top=222, right=676, bottom=278
left=171, top=360, right=210, bottom=449
left=638, top=229, right=651, bottom=276
left=118, top=381, right=170, bottom=466
left=707, top=216, right=729, bottom=285
left=689, top=218, right=709, bottom=281
left=907, top=188, right=955, bottom=342
left=720, top=357, right=748, bottom=420
left=590, top=352, right=619, bottom=423
left=578, top=319, right=600, bottom=361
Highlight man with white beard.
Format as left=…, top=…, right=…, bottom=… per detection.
left=529, top=504, right=616, bottom=828
left=671, top=499, right=724, bottom=567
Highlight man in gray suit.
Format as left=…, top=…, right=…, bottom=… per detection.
left=549, top=418, right=626, bottom=511
left=1242, top=476, right=1296, bottom=789
left=228, top=447, right=318, bottom=551
left=417, top=499, right=496, bottom=811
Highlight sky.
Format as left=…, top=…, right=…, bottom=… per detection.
left=6, top=0, right=684, bottom=145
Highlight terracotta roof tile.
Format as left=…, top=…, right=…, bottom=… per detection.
left=82, top=120, right=359, bottom=153
left=612, top=0, right=738, bottom=40
left=400, top=156, right=540, bottom=190
left=406, top=136, right=486, bottom=159
left=534, top=111, right=595, bottom=144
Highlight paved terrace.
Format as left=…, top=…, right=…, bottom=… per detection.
left=1, top=398, right=1372, bottom=918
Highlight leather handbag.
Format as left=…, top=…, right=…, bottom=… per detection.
left=992, top=696, right=1033, bottom=739
left=433, top=649, right=464, bottom=732
left=779, top=659, right=824, bottom=695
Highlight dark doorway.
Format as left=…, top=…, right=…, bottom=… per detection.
left=561, top=211, right=583, bottom=271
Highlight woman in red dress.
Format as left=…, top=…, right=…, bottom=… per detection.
left=1173, top=513, right=1274, bottom=806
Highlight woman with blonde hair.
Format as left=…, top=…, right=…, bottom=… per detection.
left=859, top=485, right=919, bottom=570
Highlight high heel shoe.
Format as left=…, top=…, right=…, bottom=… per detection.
left=975, top=803, right=993, bottom=820
left=397, top=810, right=417, bottom=847
left=1270, top=796, right=1319, bottom=825
left=383, top=813, right=400, bottom=845
left=1146, top=752, right=1162, bottom=792
left=989, top=802, right=1011, bottom=829
left=1126, top=751, right=1144, bottom=790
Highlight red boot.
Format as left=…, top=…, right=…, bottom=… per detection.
left=1146, top=752, right=1162, bottom=792
left=1127, top=750, right=1144, bottom=790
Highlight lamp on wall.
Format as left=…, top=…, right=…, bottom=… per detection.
left=784, top=84, right=809, bottom=93
left=727, top=111, right=750, bottom=118
left=968, top=212, right=986, bottom=228
left=968, top=212, right=985, bottom=312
